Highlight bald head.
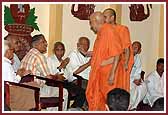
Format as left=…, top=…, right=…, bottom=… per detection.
left=77, top=37, right=90, bottom=53
left=5, top=35, right=21, bottom=52
left=90, top=11, right=105, bottom=22
left=103, top=8, right=116, bottom=24
left=89, top=12, right=105, bottom=34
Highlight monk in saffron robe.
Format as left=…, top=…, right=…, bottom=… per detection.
left=86, top=12, right=123, bottom=111
left=103, top=8, right=134, bottom=93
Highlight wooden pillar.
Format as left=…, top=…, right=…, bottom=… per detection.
left=48, top=4, right=63, bottom=56
left=158, top=4, right=164, bottom=58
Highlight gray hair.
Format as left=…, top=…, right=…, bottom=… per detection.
left=31, top=34, right=44, bottom=47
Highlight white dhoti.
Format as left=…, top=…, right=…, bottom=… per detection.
left=129, top=82, right=147, bottom=110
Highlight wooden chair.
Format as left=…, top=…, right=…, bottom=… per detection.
left=7, top=74, right=64, bottom=111
left=35, top=75, right=64, bottom=111
left=4, top=81, right=40, bottom=111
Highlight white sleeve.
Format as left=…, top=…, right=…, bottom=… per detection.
left=133, top=56, right=142, bottom=80
left=3, top=63, right=20, bottom=83
left=47, top=57, right=53, bottom=74
left=66, top=52, right=79, bottom=82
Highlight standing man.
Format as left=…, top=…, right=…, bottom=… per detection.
left=86, top=12, right=122, bottom=110
left=103, top=8, right=134, bottom=92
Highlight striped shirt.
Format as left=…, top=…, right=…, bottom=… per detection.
left=20, top=48, right=50, bottom=77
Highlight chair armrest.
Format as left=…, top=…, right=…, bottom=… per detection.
left=73, top=74, right=84, bottom=87
left=5, top=81, right=40, bottom=91
left=20, top=74, right=64, bottom=87
left=35, top=76, right=64, bottom=87
left=4, top=81, right=40, bottom=111
left=73, top=74, right=84, bottom=80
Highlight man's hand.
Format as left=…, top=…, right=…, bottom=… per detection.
left=100, top=58, right=114, bottom=66
left=17, top=68, right=31, bottom=77
left=108, top=72, right=115, bottom=85
left=124, top=62, right=128, bottom=71
left=56, top=74, right=65, bottom=81
left=59, top=57, right=70, bottom=69
left=48, top=74, right=65, bottom=81
left=133, top=79, right=141, bottom=86
left=85, top=51, right=93, bottom=57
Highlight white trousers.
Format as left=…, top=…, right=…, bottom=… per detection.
left=129, top=82, right=147, bottom=110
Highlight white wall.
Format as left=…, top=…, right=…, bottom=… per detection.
left=121, top=4, right=161, bottom=75
left=30, top=4, right=50, bottom=42
left=62, top=4, right=108, bottom=57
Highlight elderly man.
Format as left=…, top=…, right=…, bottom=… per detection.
left=5, top=35, right=22, bottom=72
left=3, top=40, right=31, bottom=111
left=66, top=37, right=91, bottom=89
left=20, top=34, right=68, bottom=111
left=129, top=41, right=147, bottom=110
left=47, top=41, right=86, bottom=109
left=86, top=12, right=123, bottom=110
left=3, top=40, right=28, bottom=83
left=103, top=8, right=134, bottom=93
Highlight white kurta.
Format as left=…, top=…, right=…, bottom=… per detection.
left=143, top=71, right=164, bottom=107
left=129, top=54, right=147, bottom=110
left=47, top=55, right=69, bottom=111
left=3, top=57, right=21, bottom=83
left=47, top=55, right=67, bottom=78
left=66, top=50, right=91, bottom=82
left=12, top=53, right=21, bottom=73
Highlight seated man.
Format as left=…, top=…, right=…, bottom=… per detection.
left=129, top=41, right=147, bottom=110
left=47, top=41, right=86, bottom=109
left=3, top=40, right=33, bottom=111
left=3, top=40, right=29, bottom=83
left=5, top=35, right=22, bottom=73
left=66, top=37, right=91, bottom=89
left=20, top=34, right=68, bottom=111
left=106, top=88, right=130, bottom=111
left=144, top=58, right=164, bottom=111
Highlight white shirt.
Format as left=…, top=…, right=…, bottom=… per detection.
left=47, top=55, right=68, bottom=79
left=12, top=53, right=21, bottom=72
left=144, top=70, right=164, bottom=107
left=130, top=54, right=142, bottom=83
left=66, top=50, right=91, bottom=82
left=3, top=57, right=21, bottom=83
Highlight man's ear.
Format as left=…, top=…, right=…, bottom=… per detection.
left=111, top=15, right=115, bottom=22
left=77, top=43, right=80, bottom=47
left=138, top=48, right=141, bottom=54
